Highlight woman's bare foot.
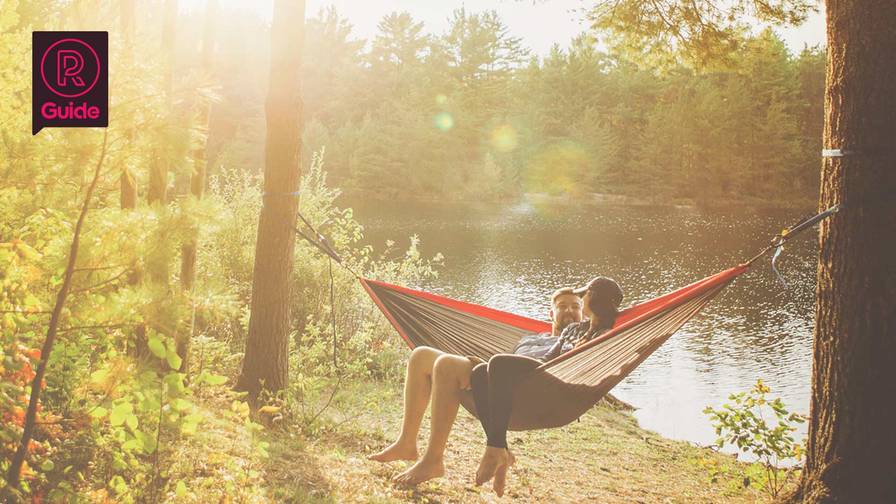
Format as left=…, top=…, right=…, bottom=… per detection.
left=368, top=440, right=418, bottom=462
left=392, top=456, right=445, bottom=486
left=492, top=449, right=516, bottom=497
left=475, top=446, right=510, bottom=486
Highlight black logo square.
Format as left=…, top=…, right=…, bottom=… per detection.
left=32, top=31, right=108, bottom=135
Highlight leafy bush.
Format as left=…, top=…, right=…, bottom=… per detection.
left=207, top=149, right=444, bottom=433
left=703, top=379, right=807, bottom=499
left=2, top=2, right=441, bottom=495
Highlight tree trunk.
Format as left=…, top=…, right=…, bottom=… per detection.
left=180, top=0, right=217, bottom=293
left=177, top=0, right=217, bottom=374
left=137, top=0, right=179, bottom=362
left=118, top=0, right=142, bottom=361
left=147, top=152, right=167, bottom=206
left=148, top=0, right=178, bottom=209
left=785, top=1, right=896, bottom=502
left=120, top=0, right=137, bottom=210
left=236, top=0, right=306, bottom=401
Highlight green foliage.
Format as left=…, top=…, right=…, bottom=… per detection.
left=277, top=8, right=823, bottom=205
left=1, top=3, right=250, bottom=498
left=176, top=5, right=826, bottom=206
left=2, top=1, right=826, bottom=499
left=703, top=379, right=807, bottom=499
left=213, top=150, right=444, bottom=434
left=587, top=0, right=817, bottom=69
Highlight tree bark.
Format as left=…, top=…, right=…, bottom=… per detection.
left=785, top=1, right=896, bottom=502
left=236, top=0, right=306, bottom=401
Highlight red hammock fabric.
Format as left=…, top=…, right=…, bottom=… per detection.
left=359, top=264, right=750, bottom=429
left=360, top=264, right=748, bottom=367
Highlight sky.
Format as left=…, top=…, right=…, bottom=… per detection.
left=182, top=0, right=826, bottom=57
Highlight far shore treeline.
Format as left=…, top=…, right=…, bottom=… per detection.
left=197, top=7, right=824, bottom=206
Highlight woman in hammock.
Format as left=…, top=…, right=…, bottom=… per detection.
left=470, top=276, right=623, bottom=496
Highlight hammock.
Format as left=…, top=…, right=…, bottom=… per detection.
left=360, top=264, right=746, bottom=430
left=278, top=197, right=838, bottom=431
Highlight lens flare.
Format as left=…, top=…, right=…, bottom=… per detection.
left=524, top=139, right=591, bottom=196
left=434, top=112, right=454, bottom=131
left=435, top=94, right=448, bottom=105
left=490, top=124, right=518, bottom=152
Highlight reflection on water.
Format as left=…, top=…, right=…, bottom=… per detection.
left=346, top=196, right=818, bottom=454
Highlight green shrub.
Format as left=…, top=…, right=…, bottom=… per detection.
left=703, top=379, right=807, bottom=499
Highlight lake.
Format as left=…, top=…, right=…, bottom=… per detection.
left=345, top=195, right=819, bottom=456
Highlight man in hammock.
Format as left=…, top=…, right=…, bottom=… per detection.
left=368, top=286, right=587, bottom=488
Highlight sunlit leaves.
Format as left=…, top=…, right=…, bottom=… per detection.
left=147, top=336, right=167, bottom=360
left=587, top=0, right=818, bottom=69
left=703, top=379, right=807, bottom=498
left=109, top=402, right=133, bottom=427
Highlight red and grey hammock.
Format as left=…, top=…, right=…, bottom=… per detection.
left=288, top=201, right=840, bottom=431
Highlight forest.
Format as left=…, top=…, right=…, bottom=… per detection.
left=3, top=0, right=894, bottom=503
left=207, top=7, right=825, bottom=204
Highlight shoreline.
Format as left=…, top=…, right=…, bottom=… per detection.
left=338, top=188, right=817, bottom=211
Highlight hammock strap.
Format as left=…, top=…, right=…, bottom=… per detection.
left=771, top=203, right=842, bottom=286
left=742, top=203, right=842, bottom=268
left=264, top=191, right=353, bottom=374
left=264, top=190, right=360, bottom=277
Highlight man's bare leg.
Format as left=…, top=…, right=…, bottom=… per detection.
left=369, top=346, right=444, bottom=462
left=393, top=354, right=473, bottom=485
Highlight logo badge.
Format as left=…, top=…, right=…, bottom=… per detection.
left=33, top=31, right=108, bottom=135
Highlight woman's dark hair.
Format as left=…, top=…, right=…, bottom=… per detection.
left=586, top=277, right=623, bottom=331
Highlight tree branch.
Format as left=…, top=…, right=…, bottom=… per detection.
left=6, top=129, right=110, bottom=490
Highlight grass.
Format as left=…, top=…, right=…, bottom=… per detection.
left=165, top=380, right=767, bottom=503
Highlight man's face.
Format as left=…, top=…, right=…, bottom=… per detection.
left=551, top=293, right=583, bottom=334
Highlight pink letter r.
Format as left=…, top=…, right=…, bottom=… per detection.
left=57, top=49, right=85, bottom=87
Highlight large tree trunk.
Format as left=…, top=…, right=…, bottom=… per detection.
left=787, top=1, right=896, bottom=502
left=236, top=0, right=306, bottom=401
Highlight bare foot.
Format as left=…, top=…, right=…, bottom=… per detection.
left=392, top=457, right=445, bottom=486
left=368, top=440, right=418, bottom=462
left=493, top=449, right=516, bottom=497
left=475, top=446, right=510, bottom=486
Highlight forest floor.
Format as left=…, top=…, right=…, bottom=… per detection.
left=160, top=380, right=772, bottom=504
